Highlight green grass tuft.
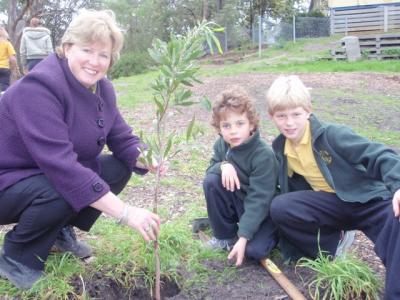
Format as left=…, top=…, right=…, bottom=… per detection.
left=297, top=252, right=382, bottom=300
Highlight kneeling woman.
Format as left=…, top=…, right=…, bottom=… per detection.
left=0, top=10, right=163, bottom=290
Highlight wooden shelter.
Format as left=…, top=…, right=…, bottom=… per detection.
left=329, top=0, right=400, bottom=34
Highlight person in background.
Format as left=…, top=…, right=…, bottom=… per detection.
left=0, top=10, right=165, bottom=290
left=0, top=26, right=18, bottom=93
left=203, top=87, right=279, bottom=266
left=266, top=75, right=400, bottom=299
left=20, top=17, right=53, bottom=72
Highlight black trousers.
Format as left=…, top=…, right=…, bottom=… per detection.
left=26, top=59, right=43, bottom=71
left=203, top=174, right=278, bottom=260
left=0, top=155, right=131, bottom=270
left=0, top=68, right=11, bottom=92
left=270, top=190, right=400, bottom=300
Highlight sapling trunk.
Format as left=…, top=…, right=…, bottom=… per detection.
left=153, top=164, right=161, bottom=300
left=140, top=20, right=223, bottom=300
left=153, top=119, right=164, bottom=300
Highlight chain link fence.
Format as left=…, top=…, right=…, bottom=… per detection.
left=273, top=17, right=330, bottom=42
left=215, top=16, right=330, bottom=51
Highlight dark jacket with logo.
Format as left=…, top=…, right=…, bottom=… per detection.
left=272, top=114, right=400, bottom=202
left=0, top=54, right=146, bottom=212
left=206, top=129, right=279, bottom=240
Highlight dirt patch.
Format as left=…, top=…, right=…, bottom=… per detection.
left=68, top=271, right=180, bottom=300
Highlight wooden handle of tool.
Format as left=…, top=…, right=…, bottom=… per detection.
left=260, top=258, right=307, bottom=300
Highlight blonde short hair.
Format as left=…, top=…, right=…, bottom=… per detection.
left=211, top=86, right=260, bottom=131
left=56, top=10, right=123, bottom=67
left=266, top=75, right=311, bottom=115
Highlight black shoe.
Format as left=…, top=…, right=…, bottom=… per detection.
left=54, top=226, right=92, bottom=258
left=0, top=252, right=44, bottom=290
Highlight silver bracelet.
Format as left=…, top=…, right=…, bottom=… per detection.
left=116, top=203, right=129, bottom=225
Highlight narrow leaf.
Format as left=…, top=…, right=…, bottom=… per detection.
left=186, top=115, right=196, bottom=141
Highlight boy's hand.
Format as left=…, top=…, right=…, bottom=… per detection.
left=392, top=189, right=400, bottom=220
left=221, top=163, right=240, bottom=191
left=228, top=237, right=247, bottom=266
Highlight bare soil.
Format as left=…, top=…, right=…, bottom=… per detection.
left=2, top=71, right=399, bottom=299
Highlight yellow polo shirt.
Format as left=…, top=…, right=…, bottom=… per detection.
left=0, top=41, right=16, bottom=69
left=284, top=122, right=334, bottom=192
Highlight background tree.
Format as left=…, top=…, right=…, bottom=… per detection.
left=4, top=0, right=101, bottom=69
left=41, top=0, right=102, bottom=48
left=308, top=0, right=328, bottom=13
left=231, top=0, right=302, bottom=39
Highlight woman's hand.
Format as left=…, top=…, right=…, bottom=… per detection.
left=228, top=237, right=247, bottom=267
left=146, top=161, right=168, bottom=177
left=90, top=192, right=161, bottom=242
left=135, top=157, right=168, bottom=177
left=221, top=163, right=240, bottom=192
left=127, top=206, right=161, bottom=242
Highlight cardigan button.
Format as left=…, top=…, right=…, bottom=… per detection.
left=97, top=137, right=105, bottom=146
left=97, top=118, right=104, bottom=128
left=92, top=182, right=103, bottom=192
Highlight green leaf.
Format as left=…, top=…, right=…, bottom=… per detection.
left=192, top=77, right=202, bottom=84
left=211, top=34, right=223, bottom=54
left=153, top=96, right=164, bottom=115
left=176, top=101, right=198, bottom=107
left=201, top=96, right=212, bottom=111
left=181, top=89, right=192, bottom=101
left=213, top=26, right=225, bottom=33
left=186, top=115, right=196, bottom=141
left=164, top=133, right=175, bottom=158
left=181, top=80, right=193, bottom=87
left=160, top=66, right=173, bottom=78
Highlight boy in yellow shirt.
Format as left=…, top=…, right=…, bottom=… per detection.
left=266, top=75, right=400, bottom=299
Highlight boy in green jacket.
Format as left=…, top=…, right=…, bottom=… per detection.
left=266, top=75, right=400, bottom=299
left=204, top=87, right=279, bottom=266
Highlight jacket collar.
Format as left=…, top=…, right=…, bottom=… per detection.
left=224, top=128, right=260, bottom=152
left=309, top=114, right=325, bottom=142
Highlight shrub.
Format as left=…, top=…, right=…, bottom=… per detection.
left=109, top=51, right=153, bottom=79
left=381, top=48, right=400, bottom=56
left=297, top=252, right=382, bottom=300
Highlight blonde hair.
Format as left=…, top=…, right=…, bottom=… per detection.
left=56, top=10, right=123, bottom=67
left=266, top=75, right=311, bottom=115
left=211, top=86, right=260, bottom=131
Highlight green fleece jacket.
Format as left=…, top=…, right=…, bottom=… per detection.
left=206, top=129, right=279, bottom=240
left=272, top=114, right=400, bottom=201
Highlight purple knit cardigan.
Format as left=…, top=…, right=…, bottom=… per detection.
left=0, top=54, right=146, bottom=212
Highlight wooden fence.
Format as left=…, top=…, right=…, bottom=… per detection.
left=330, top=5, right=400, bottom=35
left=331, top=33, right=400, bottom=60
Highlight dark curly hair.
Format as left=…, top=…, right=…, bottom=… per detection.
left=211, top=86, right=260, bottom=131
